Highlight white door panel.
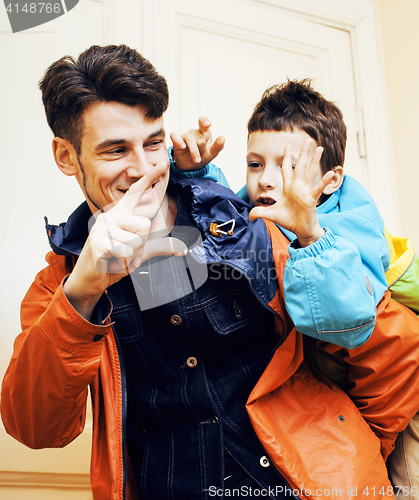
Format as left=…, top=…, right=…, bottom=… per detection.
left=147, top=0, right=364, bottom=193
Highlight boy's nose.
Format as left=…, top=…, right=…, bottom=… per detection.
left=259, top=173, right=276, bottom=190
left=258, top=164, right=278, bottom=190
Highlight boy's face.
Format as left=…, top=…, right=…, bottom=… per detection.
left=246, top=128, right=322, bottom=208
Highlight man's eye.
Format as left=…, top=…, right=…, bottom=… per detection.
left=146, top=139, right=163, bottom=149
left=106, top=148, right=125, bottom=155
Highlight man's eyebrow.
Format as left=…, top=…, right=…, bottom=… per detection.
left=94, top=129, right=166, bottom=152
left=147, top=128, right=166, bottom=140
left=94, top=139, right=126, bottom=152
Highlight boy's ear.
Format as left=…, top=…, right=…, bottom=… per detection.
left=52, top=137, right=80, bottom=176
left=322, top=166, right=344, bottom=195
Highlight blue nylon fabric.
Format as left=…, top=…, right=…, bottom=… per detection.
left=281, top=176, right=390, bottom=305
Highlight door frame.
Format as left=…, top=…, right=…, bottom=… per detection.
left=140, top=0, right=398, bottom=230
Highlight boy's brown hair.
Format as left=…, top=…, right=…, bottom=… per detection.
left=247, top=79, right=347, bottom=174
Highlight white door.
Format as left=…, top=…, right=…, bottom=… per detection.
left=142, top=0, right=396, bottom=228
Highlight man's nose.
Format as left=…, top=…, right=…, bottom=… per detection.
left=126, top=150, right=153, bottom=178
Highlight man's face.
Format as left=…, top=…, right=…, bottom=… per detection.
left=75, top=101, right=170, bottom=220
left=246, top=128, right=321, bottom=207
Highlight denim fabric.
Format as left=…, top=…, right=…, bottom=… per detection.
left=105, top=187, right=290, bottom=499
left=109, top=264, right=290, bottom=499
left=45, top=177, right=375, bottom=498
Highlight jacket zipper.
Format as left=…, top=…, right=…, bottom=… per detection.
left=113, top=331, right=128, bottom=500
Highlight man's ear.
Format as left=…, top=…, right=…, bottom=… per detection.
left=52, top=137, right=80, bottom=176
left=323, top=166, right=344, bottom=195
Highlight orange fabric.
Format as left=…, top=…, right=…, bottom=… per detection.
left=246, top=220, right=419, bottom=498
left=247, top=361, right=394, bottom=499
left=1, top=252, right=128, bottom=499
left=3, top=223, right=417, bottom=499
left=317, top=291, right=419, bottom=460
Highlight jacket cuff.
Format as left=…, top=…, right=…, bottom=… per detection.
left=288, top=228, right=335, bottom=260
left=39, top=280, right=113, bottom=347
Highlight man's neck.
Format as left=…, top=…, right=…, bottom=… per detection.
left=149, top=193, right=178, bottom=237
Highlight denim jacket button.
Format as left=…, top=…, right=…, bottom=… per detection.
left=170, top=315, right=182, bottom=326
left=260, top=456, right=270, bottom=467
left=187, top=357, right=198, bottom=368
left=211, top=416, right=220, bottom=425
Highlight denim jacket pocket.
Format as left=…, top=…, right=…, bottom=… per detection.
left=112, top=303, right=162, bottom=385
left=204, top=288, right=277, bottom=363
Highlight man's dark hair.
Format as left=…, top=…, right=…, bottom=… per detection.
left=39, top=44, right=169, bottom=154
left=247, top=79, right=347, bottom=174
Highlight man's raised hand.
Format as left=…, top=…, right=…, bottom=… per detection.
left=63, top=162, right=186, bottom=320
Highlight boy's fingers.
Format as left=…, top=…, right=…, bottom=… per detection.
left=311, top=170, right=334, bottom=201
left=182, top=132, right=202, bottom=163
left=198, top=116, right=212, bottom=137
left=295, top=139, right=313, bottom=180
left=305, top=146, right=324, bottom=185
left=281, top=144, right=294, bottom=183
left=170, top=131, right=186, bottom=150
left=117, top=161, right=168, bottom=213
left=209, top=136, right=225, bottom=159
left=248, top=205, right=277, bottom=223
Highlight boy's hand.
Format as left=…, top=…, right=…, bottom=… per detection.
left=170, top=116, right=225, bottom=170
left=249, top=139, right=334, bottom=247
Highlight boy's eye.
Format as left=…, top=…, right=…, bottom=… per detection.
left=248, top=162, right=262, bottom=169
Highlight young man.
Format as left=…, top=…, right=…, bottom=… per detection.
left=1, top=47, right=393, bottom=499
left=171, top=80, right=419, bottom=496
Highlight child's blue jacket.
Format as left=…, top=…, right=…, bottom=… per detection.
left=169, top=165, right=376, bottom=347
left=288, top=175, right=390, bottom=305
left=170, top=153, right=390, bottom=307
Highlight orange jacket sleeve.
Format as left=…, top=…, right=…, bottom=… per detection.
left=1, top=252, right=113, bottom=449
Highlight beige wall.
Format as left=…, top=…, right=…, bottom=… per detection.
left=373, top=0, right=419, bottom=248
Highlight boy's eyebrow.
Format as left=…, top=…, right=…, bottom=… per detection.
left=94, top=129, right=166, bottom=152
left=246, top=151, right=265, bottom=160
left=246, top=150, right=299, bottom=162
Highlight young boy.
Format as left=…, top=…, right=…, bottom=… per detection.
left=171, top=80, right=419, bottom=496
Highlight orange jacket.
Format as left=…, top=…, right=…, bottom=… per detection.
left=247, top=221, right=419, bottom=499
left=2, top=220, right=416, bottom=499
